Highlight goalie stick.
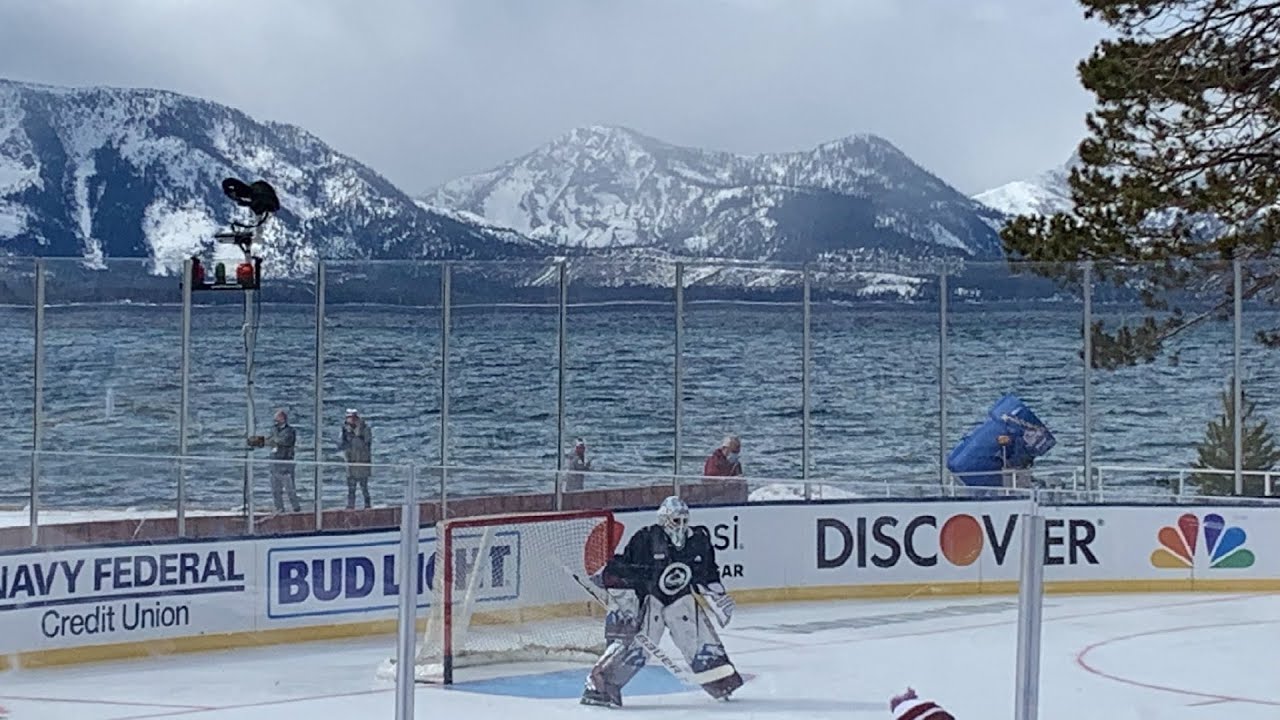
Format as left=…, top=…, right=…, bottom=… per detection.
left=561, top=566, right=737, bottom=687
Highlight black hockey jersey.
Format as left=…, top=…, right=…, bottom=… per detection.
left=600, top=524, right=721, bottom=605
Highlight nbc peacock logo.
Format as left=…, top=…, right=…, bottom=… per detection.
left=1150, top=512, right=1255, bottom=570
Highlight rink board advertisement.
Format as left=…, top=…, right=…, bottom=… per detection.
left=260, top=523, right=585, bottom=624
left=0, top=539, right=256, bottom=654
left=644, top=500, right=1279, bottom=593
left=263, top=530, right=447, bottom=621
left=2, top=499, right=1278, bottom=662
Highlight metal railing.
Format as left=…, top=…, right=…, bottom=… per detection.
left=7, top=446, right=1279, bottom=547
left=6, top=255, right=1280, bottom=536
left=1090, top=464, right=1276, bottom=498
left=946, top=464, right=1280, bottom=503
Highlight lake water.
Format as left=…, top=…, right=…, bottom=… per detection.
left=1, top=298, right=1276, bottom=511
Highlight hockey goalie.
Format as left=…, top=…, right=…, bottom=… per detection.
left=581, top=496, right=744, bottom=707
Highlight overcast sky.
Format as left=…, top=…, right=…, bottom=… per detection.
left=0, top=0, right=1104, bottom=196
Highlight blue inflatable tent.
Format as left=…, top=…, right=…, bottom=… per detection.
left=946, top=394, right=1056, bottom=487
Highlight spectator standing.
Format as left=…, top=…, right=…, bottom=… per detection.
left=268, top=410, right=301, bottom=512
left=247, top=409, right=301, bottom=513
left=563, top=437, right=591, bottom=491
left=703, top=434, right=743, bottom=478
left=339, top=408, right=373, bottom=509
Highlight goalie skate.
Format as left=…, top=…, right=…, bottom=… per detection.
left=580, top=679, right=623, bottom=708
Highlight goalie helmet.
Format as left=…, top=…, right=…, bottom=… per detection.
left=656, top=495, right=690, bottom=548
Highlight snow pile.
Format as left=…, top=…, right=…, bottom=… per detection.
left=749, top=483, right=863, bottom=502
left=0, top=506, right=229, bottom=529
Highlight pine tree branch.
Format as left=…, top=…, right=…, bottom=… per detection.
left=1003, top=1, right=1280, bottom=373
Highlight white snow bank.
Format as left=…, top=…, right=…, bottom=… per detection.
left=0, top=507, right=227, bottom=530
left=748, top=482, right=863, bottom=502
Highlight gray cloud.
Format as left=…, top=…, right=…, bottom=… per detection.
left=0, top=0, right=1104, bottom=196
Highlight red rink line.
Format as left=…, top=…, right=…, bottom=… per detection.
left=1074, top=620, right=1280, bottom=707
left=7, top=592, right=1273, bottom=719
left=101, top=689, right=393, bottom=720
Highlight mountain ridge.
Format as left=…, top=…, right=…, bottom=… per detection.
left=1, top=78, right=1060, bottom=303
left=0, top=77, right=545, bottom=277
left=422, top=124, right=1008, bottom=262
left=973, top=152, right=1079, bottom=218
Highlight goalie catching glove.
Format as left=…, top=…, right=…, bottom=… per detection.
left=698, top=581, right=734, bottom=626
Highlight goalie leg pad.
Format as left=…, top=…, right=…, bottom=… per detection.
left=583, top=641, right=628, bottom=707
left=591, top=640, right=648, bottom=687
left=604, top=592, right=640, bottom=643
left=690, top=644, right=730, bottom=675
left=586, top=597, right=665, bottom=694
left=608, top=644, right=647, bottom=688
left=663, top=595, right=727, bottom=661
left=663, top=595, right=741, bottom=697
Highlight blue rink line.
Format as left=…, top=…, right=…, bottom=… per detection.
left=450, top=666, right=690, bottom=699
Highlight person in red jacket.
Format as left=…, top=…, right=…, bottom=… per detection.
left=703, top=434, right=743, bottom=477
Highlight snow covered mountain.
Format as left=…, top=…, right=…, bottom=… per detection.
left=0, top=78, right=1047, bottom=303
left=974, top=152, right=1080, bottom=218
left=974, top=151, right=1239, bottom=260
left=423, top=126, right=1008, bottom=262
left=0, top=79, right=544, bottom=277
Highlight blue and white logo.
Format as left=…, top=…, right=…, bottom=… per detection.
left=657, top=562, right=691, bottom=596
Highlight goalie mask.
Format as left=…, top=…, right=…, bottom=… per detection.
left=656, top=495, right=690, bottom=548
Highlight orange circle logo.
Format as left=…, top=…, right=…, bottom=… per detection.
left=584, top=519, right=625, bottom=575
left=939, top=514, right=983, bottom=566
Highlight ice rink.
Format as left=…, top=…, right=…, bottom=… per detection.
left=2, top=591, right=1276, bottom=720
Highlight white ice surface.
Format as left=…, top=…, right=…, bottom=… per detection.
left=1, top=592, right=1276, bottom=720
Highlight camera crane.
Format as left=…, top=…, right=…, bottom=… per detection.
left=182, top=177, right=281, bottom=529
left=188, top=178, right=279, bottom=292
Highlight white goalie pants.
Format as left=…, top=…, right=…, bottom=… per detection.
left=589, top=591, right=731, bottom=691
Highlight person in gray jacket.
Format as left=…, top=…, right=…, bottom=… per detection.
left=339, top=408, right=373, bottom=509
left=250, top=409, right=301, bottom=513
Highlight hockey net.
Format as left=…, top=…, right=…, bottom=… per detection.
left=383, top=509, right=623, bottom=684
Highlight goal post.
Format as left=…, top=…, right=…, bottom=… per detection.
left=389, top=508, right=625, bottom=685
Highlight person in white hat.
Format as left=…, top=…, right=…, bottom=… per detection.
left=564, top=437, right=591, bottom=492
left=890, top=688, right=954, bottom=720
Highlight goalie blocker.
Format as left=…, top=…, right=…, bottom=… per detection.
left=581, top=496, right=743, bottom=708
